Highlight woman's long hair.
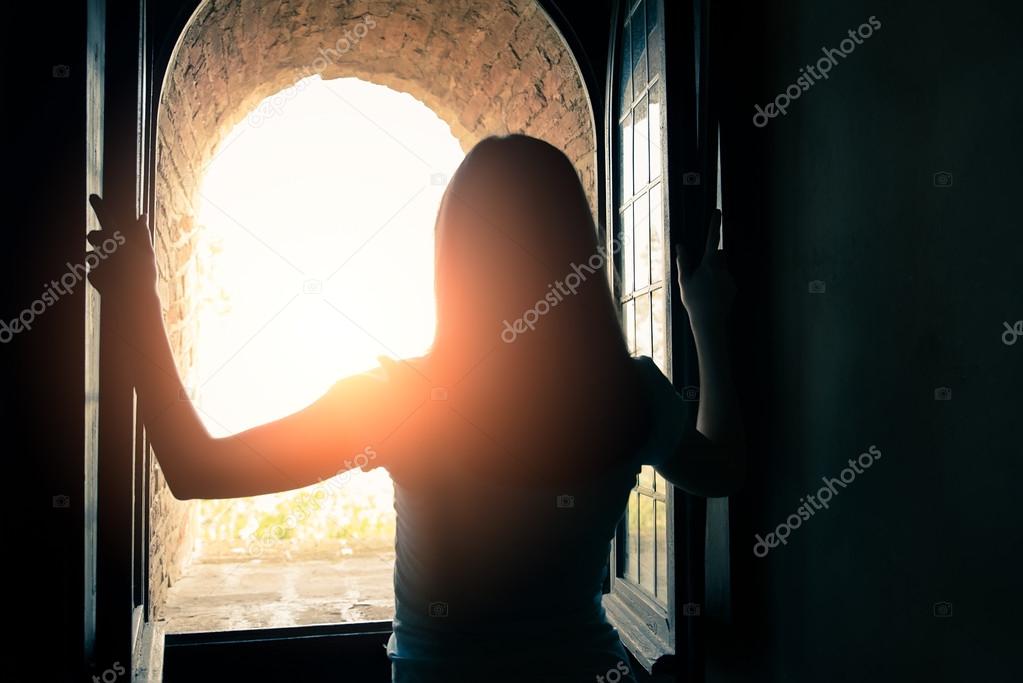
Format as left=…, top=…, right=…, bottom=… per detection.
left=424, top=135, right=646, bottom=486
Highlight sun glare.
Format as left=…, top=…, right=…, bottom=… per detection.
left=190, top=77, right=464, bottom=559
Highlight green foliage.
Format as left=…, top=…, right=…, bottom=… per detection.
left=194, top=468, right=395, bottom=559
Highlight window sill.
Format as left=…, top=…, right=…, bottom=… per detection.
left=604, top=593, right=676, bottom=674
left=132, top=619, right=166, bottom=683
left=164, top=620, right=393, bottom=645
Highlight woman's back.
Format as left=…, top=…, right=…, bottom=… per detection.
left=366, top=354, right=683, bottom=682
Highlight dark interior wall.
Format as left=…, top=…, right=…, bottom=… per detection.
left=720, top=1, right=1022, bottom=681
left=4, top=3, right=92, bottom=680
left=545, top=0, right=614, bottom=109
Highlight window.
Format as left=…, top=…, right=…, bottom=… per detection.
left=604, top=0, right=716, bottom=673
left=605, top=0, right=677, bottom=670
left=158, top=77, right=465, bottom=632
left=617, top=0, right=671, bottom=603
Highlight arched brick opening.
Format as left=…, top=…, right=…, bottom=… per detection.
left=150, top=0, right=597, bottom=616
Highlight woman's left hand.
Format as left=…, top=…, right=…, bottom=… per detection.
left=86, top=194, right=160, bottom=318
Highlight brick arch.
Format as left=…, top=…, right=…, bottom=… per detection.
left=149, top=0, right=596, bottom=613
left=157, top=0, right=595, bottom=240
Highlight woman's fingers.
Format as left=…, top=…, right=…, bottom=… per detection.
left=89, top=194, right=115, bottom=230
left=677, top=209, right=724, bottom=286
left=90, top=194, right=141, bottom=233
left=90, top=195, right=153, bottom=251
left=704, top=209, right=722, bottom=260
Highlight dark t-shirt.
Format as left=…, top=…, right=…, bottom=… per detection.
left=337, top=355, right=685, bottom=681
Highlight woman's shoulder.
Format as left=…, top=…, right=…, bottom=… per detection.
left=317, top=356, right=439, bottom=468
left=324, top=355, right=432, bottom=394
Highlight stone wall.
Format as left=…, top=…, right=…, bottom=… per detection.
left=150, top=0, right=596, bottom=615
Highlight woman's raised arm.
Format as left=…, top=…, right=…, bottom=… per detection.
left=87, top=195, right=418, bottom=499
left=654, top=209, right=745, bottom=497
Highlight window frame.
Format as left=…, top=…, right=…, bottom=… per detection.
left=603, top=0, right=714, bottom=675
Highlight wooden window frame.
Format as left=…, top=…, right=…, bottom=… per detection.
left=603, top=0, right=716, bottom=676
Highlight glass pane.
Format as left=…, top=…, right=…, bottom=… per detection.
left=655, top=499, right=668, bottom=599
left=655, top=472, right=667, bottom=493
left=647, top=0, right=663, bottom=78
left=635, top=292, right=652, bottom=358
left=631, top=1, right=647, bottom=97
left=639, top=464, right=656, bottom=490
left=620, top=111, right=633, bottom=202
left=633, top=192, right=650, bottom=289
left=649, top=182, right=664, bottom=283
left=626, top=489, right=639, bottom=582
left=648, top=78, right=663, bottom=181
left=639, top=493, right=655, bottom=593
left=634, top=94, right=650, bottom=191
left=619, top=14, right=632, bottom=113
left=624, top=299, right=636, bottom=354
left=652, top=286, right=666, bottom=372
left=622, top=203, right=634, bottom=292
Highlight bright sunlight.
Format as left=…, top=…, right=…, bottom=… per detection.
left=190, top=77, right=464, bottom=562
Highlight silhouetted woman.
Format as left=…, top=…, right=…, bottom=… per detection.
left=88, top=134, right=743, bottom=682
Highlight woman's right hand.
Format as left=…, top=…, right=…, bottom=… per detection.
left=669, top=209, right=745, bottom=494
left=676, top=209, right=735, bottom=327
